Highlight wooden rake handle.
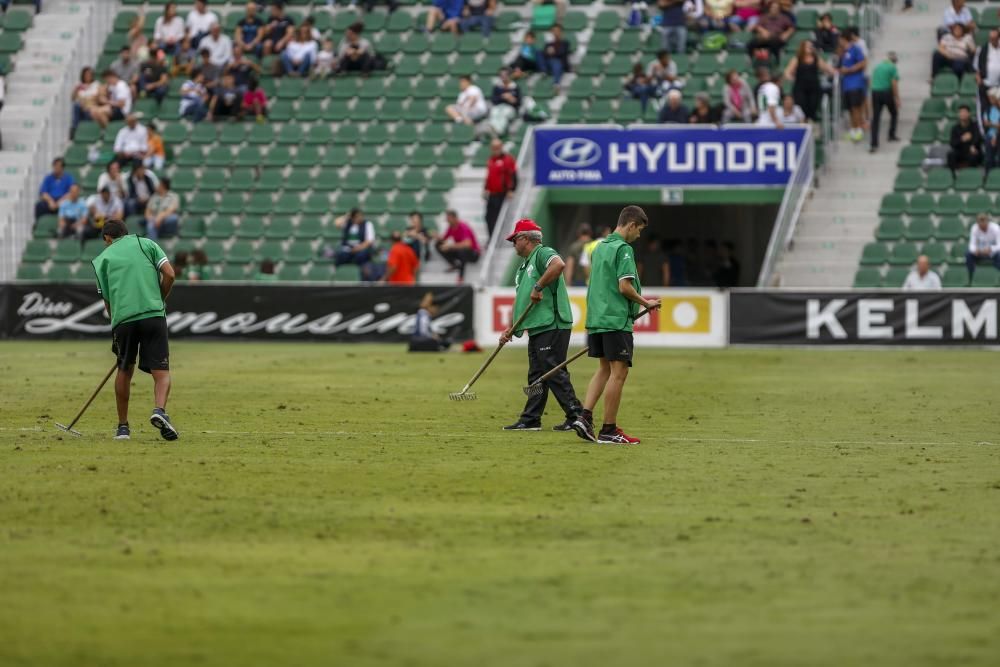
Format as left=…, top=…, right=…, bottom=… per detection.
left=459, top=301, right=536, bottom=393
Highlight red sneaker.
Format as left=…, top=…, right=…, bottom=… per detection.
left=597, top=428, right=640, bottom=445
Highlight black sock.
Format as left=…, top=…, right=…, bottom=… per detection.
left=600, top=423, right=617, bottom=434
left=581, top=409, right=593, bottom=421
left=118, top=422, right=129, bottom=428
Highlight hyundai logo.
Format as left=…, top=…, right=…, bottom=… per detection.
left=549, top=138, right=602, bottom=168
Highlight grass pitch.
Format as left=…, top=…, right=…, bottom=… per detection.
left=1, top=341, right=998, bottom=667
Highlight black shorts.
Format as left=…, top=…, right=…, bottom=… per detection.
left=587, top=331, right=634, bottom=367
left=112, top=316, right=169, bottom=374
left=843, top=88, right=865, bottom=110
left=110, top=107, right=126, bottom=121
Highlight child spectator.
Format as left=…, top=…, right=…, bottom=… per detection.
left=255, top=259, right=278, bottom=282
left=815, top=13, right=839, bottom=53
left=179, top=69, right=210, bottom=122
left=313, top=39, right=337, bottom=79
left=172, top=36, right=198, bottom=77
left=510, top=31, right=540, bottom=78
left=626, top=63, right=659, bottom=113
left=144, top=121, right=166, bottom=171
left=242, top=77, right=268, bottom=122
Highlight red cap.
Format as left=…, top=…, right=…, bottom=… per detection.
left=505, top=218, right=542, bottom=242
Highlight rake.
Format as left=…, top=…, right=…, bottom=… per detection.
left=449, top=302, right=535, bottom=401
left=522, top=306, right=657, bottom=397
left=55, top=363, right=117, bottom=437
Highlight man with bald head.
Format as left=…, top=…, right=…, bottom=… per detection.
left=902, top=255, right=942, bottom=290
left=483, top=138, right=518, bottom=239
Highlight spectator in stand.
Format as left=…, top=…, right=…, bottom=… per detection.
left=35, top=157, right=74, bottom=221
left=713, top=242, right=740, bottom=287
left=282, top=25, right=317, bottom=77
left=172, top=36, right=198, bottom=77
left=255, top=259, right=278, bottom=282
left=975, top=30, right=1000, bottom=122
left=337, top=22, right=375, bottom=74
left=235, top=1, right=266, bottom=58
left=754, top=67, right=782, bottom=128
left=186, top=0, right=219, bottom=49
left=539, top=23, right=571, bottom=89
left=142, top=177, right=180, bottom=241
left=966, top=213, right=1000, bottom=281
left=126, top=161, right=157, bottom=217
left=72, top=67, right=108, bottom=130
left=699, top=0, right=736, bottom=32
left=941, top=0, right=975, bottom=36
left=747, top=1, right=794, bottom=63
left=110, top=46, right=140, bottom=97
left=488, top=67, right=520, bottom=135
left=196, top=48, right=223, bottom=88
left=426, top=0, right=465, bottom=35
left=778, top=93, right=805, bottom=124
left=405, top=211, right=431, bottom=260
left=382, top=231, right=420, bottom=285
left=722, top=70, right=756, bottom=122
left=179, top=69, right=210, bottom=122
left=208, top=72, right=243, bottom=121
left=783, top=39, right=836, bottom=122
left=201, top=22, right=233, bottom=69
left=313, top=39, right=337, bottom=79
left=648, top=50, right=680, bottom=94
left=97, top=160, right=129, bottom=202
left=102, top=70, right=133, bottom=122
left=138, top=50, right=170, bottom=106
left=227, top=45, right=262, bottom=91
left=984, top=88, right=1000, bottom=173
left=510, top=30, right=540, bottom=78
left=364, top=0, right=400, bottom=12
left=145, top=121, right=166, bottom=171
left=113, top=113, right=149, bottom=166
left=154, top=2, right=187, bottom=55
left=657, top=0, right=689, bottom=55
left=689, top=92, right=721, bottom=124
left=934, top=23, right=976, bottom=79
left=242, top=77, right=268, bottom=122
left=625, top=63, right=659, bottom=113
left=57, top=185, right=88, bottom=239
left=263, top=2, right=296, bottom=56
left=302, top=15, right=323, bottom=42
left=83, top=187, right=124, bottom=241
left=948, top=104, right=984, bottom=171
left=658, top=88, right=690, bottom=123
left=902, top=255, right=942, bottom=291
left=409, top=292, right=450, bottom=352
left=483, top=138, right=517, bottom=239
left=186, top=249, right=210, bottom=281
left=814, top=13, right=839, bottom=54
left=732, top=0, right=762, bottom=32
left=446, top=75, right=488, bottom=126
left=869, top=51, right=900, bottom=153
left=838, top=31, right=867, bottom=143
left=562, top=224, right=592, bottom=287
left=461, top=0, right=496, bottom=38
left=332, top=208, right=379, bottom=280
left=637, top=236, right=669, bottom=287
left=436, top=210, right=481, bottom=282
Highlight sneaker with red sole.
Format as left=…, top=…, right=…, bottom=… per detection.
left=597, top=428, right=641, bottom=445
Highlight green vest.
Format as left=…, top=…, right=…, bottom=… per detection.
left=585, top=232, right=641, bottom=333
left=513, top=244, right=573, bottom=336
left=92, top=235, right=168, bottom=330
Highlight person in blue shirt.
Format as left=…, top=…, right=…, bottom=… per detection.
left=57, top=184, right=88, bottom=239
left=510, top=30, right=540, bottom=78
left=35, top=157, right=75, bottom=221
left=984, top=88, right=1000, bottom=173
left=838, top=30, right=868, bottom=143
left=425, top=0, right=465, bottom=34
left=409, top=292, right=450, bottom=352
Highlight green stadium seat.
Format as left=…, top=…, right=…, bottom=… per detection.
left=971, top=267, right=1000, bottom=287
left=925, top=168, right=953, bottom=192
left=245, top=193, right=274, bottom=216
left=226, top=241, right=255, bottom=264
left=218, top=193, right=245, bottom=215
left=0, top=31, right=24, bottom=54
left=963, top=193, right=993, bottom=215
left=893, top=168, right=922, bottom=192
left=942, top=268, right=969, bottom=288
left=295, top=218, right=325, bottom=240
left=52, top=241, right=81, bottom=263
left=228, top=168, right=256, bottom=191
left=46, top=264, right=76, bottom=282
left=306, top=124, right=334, bottom=145
left=189, top=124, right=217, bottom=144
left=918, top=98, right=947, bottom=122
left=236, top=217, right=265, bottom=240
left=876, top=217, right=904, bottom=241
left=283, top=167, right=311, bottom=191
left=205, top=218, right=236, bottom=239
left=217, top=264, right=248, bottom=281
left=34, top=216, right=58, bottom=239
left=246, top=124, right=275, bottom=145
left=277, top=264, right=305, bottom=281
left=936, top=217, right=966, bottom=240
left=180, top=217, right=205, bottom=238
left=932, top=73, right=959, bottom=97
left=853, top=268, right=882, bottom=288
left=905, top=217, right=934, bottom=241
left=305, top=264, right=334, bottom=282
left=985, top=169, right=1000, bottom=190
left=883, top=267, right=910, bottom=287
left=17, top=263, right=45, bottom=280
left=265, top=218, right=294, bottom=239
left=254, top=240, right=283, bottom=262
left=860, top=242, right=888, bottom=265
left=284, top=241, right=314, bottom=264
left=334, top=263, right=362, bottom=282
left=265, top=146, right=292, bottom=167
left=907, top=194, right=935, bottom=217
left=935, top=193, right=964, bottom=216
left=950, top=241, right=969, bottom=263
left=954, top=169, right=984, bottom=191
left=897, top=146, right=925, bottom=168
left=22, top=240, right=51, bottom=263
left=302, top=194, right=331, bottom=215
left=879, top=193, right=906, bottom=217
left=889, top=242, right=919, bottom=266
left=254, top=168, right=282, bottom=192
left=272, top=193, right=302, bottom=216
left=923, top=242, right=948, bottom=264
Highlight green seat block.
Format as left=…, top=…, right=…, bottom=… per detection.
left=334, top=263, right=362, bottom=282
left=923, top=242, right=948, bottom=264
left=875, top=216, right=904, bottom=241
left=295, top=218, right=325, bottom=240
left=935, top=193, right=963, bottom=216
left=936, top=217, right=967, bottom=240
left=226, top=240, right=255, bottom=264
left=907, top=193, right=935, bottom=217
left=305, top=264, right=334, bottom=282
left=236, top=216, right=265, bottom=239
left=932, top=73, right=959, bottom=97
left=897, top=145, right=925, bottom=168
left=860, top=242, right=888, bottom=265
left=205, top=218, right=236, bottom=239
left=302, top=193, right=331, bottom=215
left=273, top=193, right=302, bottom=215
left=189, top=124, right=218, bottom=144
left=971, top=267, right=1000, bottom=287
left=954, top=169, right=984, bottom=191
left=893, top=168, right=922, bottom=192
left=255, top=240, right=284, bottom=262
left=905, top=217, right=934, bottom=241
left=217, top=264, right=248, bottom=281
left=34, top=216, right=58, bottom=239
left=852, top=268, right=882, bottom=288
left=889, top=242, right=919, bottom=266
left=942, top=268, right=969, bottom=288
left=284, top=241, right=315, bottom=264
left=46, top=264, right=77, bottom=282
left=53, top=240, right=81, bottom=263
left=925, top=168, right=953, bottom=192
left=265, top=218, right=294, bottom=239
left=963, top=193, right=993, bottom=215
left=245, top=193, right=274, bottom=216
left=257, top=168, right=284, bottom=192
left=265, top=146, right=292, bottom=168
left=883, top=267, right=910, bottom=287
left=910, top=122, right=936, bottom=144
left=17, top=263, right=45, bottom=280
left=22, top=240, right=52, bottom=263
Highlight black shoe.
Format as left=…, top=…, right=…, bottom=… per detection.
left=571, top=415, right=597, bottom=443
left=552, top=418, right=575, bottom=432
left=150, top=409, right=179, bottom=441
left=114, top=424, right=130, bottom=440
left=502, top=421, right=542, bottom=431
left=888, top=135, right=900, bottom=142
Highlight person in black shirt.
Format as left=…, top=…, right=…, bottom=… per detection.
left=688, top=92, right=721, bottom=124
left=948, top=104, right=984, bottom=171
left=490, top=67, right=521, bottom=109
left=208, top=73, right=242, bottom=121
left=138, top=53, right=170, bottom=105
left=263, top=3, right=295, bottom=56
left=815, top=13, right=839, bottom=54
left=540, top=24, right=572, bottom=88
left=658, top=89, right=690, bottom=123
left=226, top=44, right=262, bottom=91
left=235, top=2, right=266, bottom=58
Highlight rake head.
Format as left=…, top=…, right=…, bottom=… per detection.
left=522, top=383, right=545, bottom=397
left=448, top=391, right=478, bottom=401
left=54, top=423, right=83, bottom=437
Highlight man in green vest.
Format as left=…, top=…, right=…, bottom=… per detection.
left=499, top=218, right=582, bottom=432
left=92, top=220, right=179, bottom=441
left=572, top=206, right=660, bottom=445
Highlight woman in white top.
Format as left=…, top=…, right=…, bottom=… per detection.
left=281, top=25, right=318, bottom=77
left=779, top=94, right=806, bottom=125
left=72, top=66, right=109, bottom=128
left=446, top=75, right=489, bottom=126
left=154, top=2, right=187, bottom=54
left=185, top=0, right=219, bottom=47
left=97, top=160, right=129, bottom=202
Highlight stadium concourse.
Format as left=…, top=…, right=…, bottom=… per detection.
left=5, top=0, right=879, bottom=287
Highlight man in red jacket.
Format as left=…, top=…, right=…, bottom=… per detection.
left=483, top=139, right=517, bottom=239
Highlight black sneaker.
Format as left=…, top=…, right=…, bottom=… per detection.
left=150, top=409, right=179, bottom=441
left=571, top=415, right=597, bottom=443
left=552, top=418, right=575, bottom=432
left=114, top=424, right=130, bottom=440
left=502, top=421, right=542, bottom=431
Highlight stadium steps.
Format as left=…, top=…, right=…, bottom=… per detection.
left=772, top=3, right=938, bottom=287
